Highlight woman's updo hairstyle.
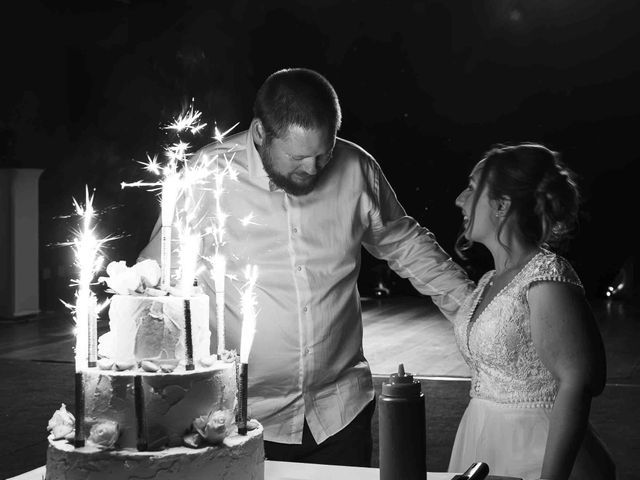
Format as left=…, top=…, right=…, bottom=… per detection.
left=482, top=142, right=580, bottom=249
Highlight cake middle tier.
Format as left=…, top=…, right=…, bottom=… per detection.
left=99, top=293, right=210, bottom=365
left=82, top=362, right=236, bottom=449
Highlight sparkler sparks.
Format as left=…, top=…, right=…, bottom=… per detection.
left=199, top=151, right=240, bottom=357
left=121, top=102, right=214, bottom=289
left=64, top=187, right=112, bottom=370
left=213, top=122, right=240, bottom=143
left=178, top=228, right=201, bottom=296
left=239, top=265, right=259, bottom=364
left=164, top=102, right=207, bottom=135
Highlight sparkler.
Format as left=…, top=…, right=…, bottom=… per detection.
left=159, top=172, right=180, bottom=289
left=121, top=103, right=243, bottom=363
left=178, top=229, right=200, bottom=295
left=178, top=229, right=200, bottom=370
left=202, top=149, right=240, bottom=358
left=213, top=121, right=240, bottom=144
left=66, top=187, right=109, bottom=447
left=238, top=265, right=258, bottom=435
left=121, top=102, right=209, bottom=291
left=69, top=187, right=106, bottom=370
left=212, top=253, right=226, bottom=358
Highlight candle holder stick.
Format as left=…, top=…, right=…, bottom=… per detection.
left=183, top=298, right=195, bottom=370
left=134, top=376, right=148, bottom=451
left=74, top=372, right=85, bottom=447
left=238, top=362, right=248, bottom=435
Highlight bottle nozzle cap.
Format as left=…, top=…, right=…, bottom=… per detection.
left=382, top=363, right=421, bottom=396
left=389, top=363, right=414, bottom=384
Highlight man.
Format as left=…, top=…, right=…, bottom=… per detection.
left=138, top=68, right=473, bottom=467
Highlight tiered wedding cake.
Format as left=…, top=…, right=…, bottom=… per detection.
left=44, top=260, right=264, bottom=480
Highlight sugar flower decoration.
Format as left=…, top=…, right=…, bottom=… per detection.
left=47, top=403, right=75, bottom=440
left=192, top=409, right=235, bottom=445
left=99, top=259, right=161, bottom=294
left=87, top=420, right=120, bottom=448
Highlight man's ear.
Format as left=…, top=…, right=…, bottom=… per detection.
left=253, top=119, right=266, bottom=146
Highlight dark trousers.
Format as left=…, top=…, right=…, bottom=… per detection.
left=264, top=398, right=376, bottom=467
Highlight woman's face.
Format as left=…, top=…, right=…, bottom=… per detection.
left=455, top=161, right=497, bottom=243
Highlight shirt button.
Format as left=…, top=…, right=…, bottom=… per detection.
left=303, top=306, right=308, bottom=312
left=304, top=347, right=310, bottom=355
left=293, top=227, right=298, bottom=233
left=297, top=265, right=302, bottom=271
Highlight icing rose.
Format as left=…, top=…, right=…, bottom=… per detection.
left=87, top=420, right=120, bottom=448
left=193, top=409, right=234, bottom=445
left=47, top=403, right=75, bottom=440
left=132, top=259, right=161, bottom=289
left=98, top=259, right=161, bottom=294
left=99, top=260, right=141, bottom=294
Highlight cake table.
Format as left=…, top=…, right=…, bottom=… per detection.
left=8, top=460, right=522, bottom=480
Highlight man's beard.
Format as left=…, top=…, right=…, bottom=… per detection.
left=259, top=142, right=321, bottom=196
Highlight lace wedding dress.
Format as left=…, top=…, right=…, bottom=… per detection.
left=448, top=250, right=616, bottom=480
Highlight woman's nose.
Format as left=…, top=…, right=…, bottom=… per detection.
left=455, top=191, right=466, bottom=208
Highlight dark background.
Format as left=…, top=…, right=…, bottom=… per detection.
left=2, top=0, right=639, bottom=310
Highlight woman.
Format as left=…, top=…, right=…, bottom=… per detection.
left=449, top=143, right=616, bottom=480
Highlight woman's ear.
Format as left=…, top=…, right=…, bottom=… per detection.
left=497, top=196, right=511, bottom=216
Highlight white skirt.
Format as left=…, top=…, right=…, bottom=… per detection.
left=448, top=398, right=616, bottom=480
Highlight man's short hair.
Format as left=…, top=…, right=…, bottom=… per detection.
left=253, top=68, right=342, bottom=141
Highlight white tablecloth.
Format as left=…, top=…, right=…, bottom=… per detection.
left=8, top=461, right=520, bottom=479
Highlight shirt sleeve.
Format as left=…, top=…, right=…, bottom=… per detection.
left=361, top=158, right=474, bottom=322
left=137, top=214, right=162, bottom=263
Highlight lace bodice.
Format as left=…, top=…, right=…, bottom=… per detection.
left=453, top=250, right=583, bottom=406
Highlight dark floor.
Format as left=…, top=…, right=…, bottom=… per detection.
left=1, top=292, right=639, bottom=479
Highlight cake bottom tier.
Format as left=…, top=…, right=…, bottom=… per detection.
left=45, top=422, right=264, bottom=480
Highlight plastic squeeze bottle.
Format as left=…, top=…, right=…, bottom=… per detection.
left=378, top=363, right=426, bottom=480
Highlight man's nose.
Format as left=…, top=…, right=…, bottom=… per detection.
left=301, top=157, right=318, bottom=175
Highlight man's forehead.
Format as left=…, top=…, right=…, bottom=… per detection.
left=278, top=125, right=334, bottom=152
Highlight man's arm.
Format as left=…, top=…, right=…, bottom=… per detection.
left=137, top=215, right=162, bottom=264
left=361, top=160, right=474, bottom=321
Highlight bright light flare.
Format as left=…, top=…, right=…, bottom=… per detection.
left=239, top=265, right=259, bottom=364
left=178, top=229, right=201, bottom=295
left=213, top=122, right=240, bottom=143
left=66, top=187, right=111, bottom=370
left=164, top=103, right=207, bottom=135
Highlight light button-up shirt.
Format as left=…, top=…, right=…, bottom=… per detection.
left=139, top=127, right=473, bottom=444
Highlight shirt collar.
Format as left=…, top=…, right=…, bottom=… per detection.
left=246, top=123, right=281, bottom=192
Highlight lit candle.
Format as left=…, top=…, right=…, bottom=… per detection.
left=178, top=230, right=199, bottom=369
left=213, top=253, right=226, bottom=358
left=87, top=295, right=98, bottom=368
left=160, top=173, right=180, bottom=290
left=179, top=230, right=200, bottom=295
left=238, top=265, right=258, bottom=435
left=72, top=187, right=99, bottom=370
left=67, top=188, right=109, bottom=446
